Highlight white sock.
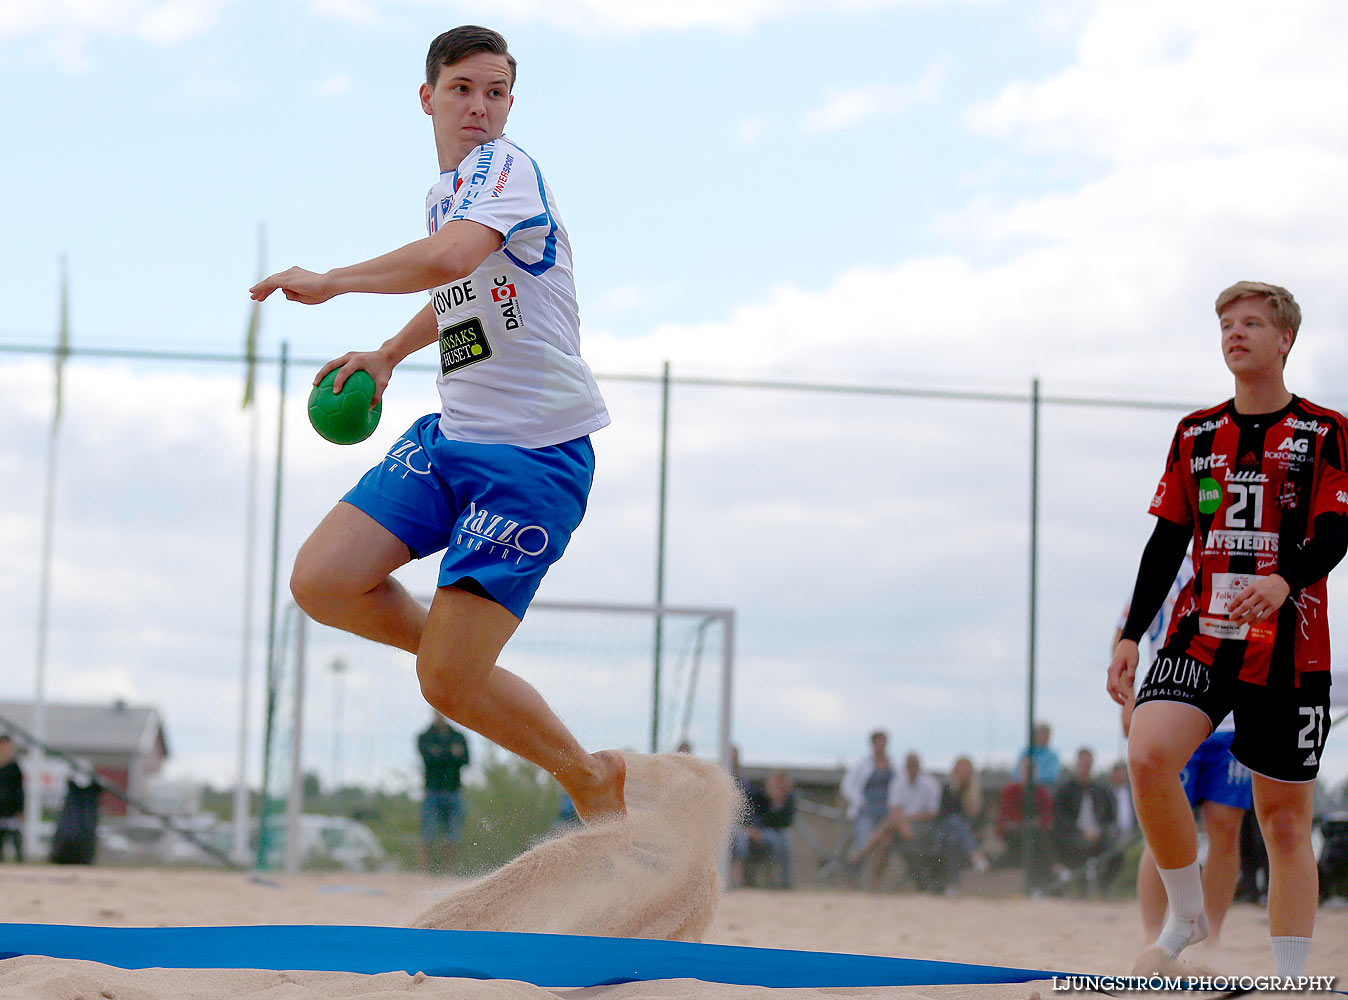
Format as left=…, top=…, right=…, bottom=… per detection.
left=1271, top=936, right=1311, bottom=977
left=1157, top=860, right=1204, bottom=918
left=1154, top=860, right=1207, bottom=959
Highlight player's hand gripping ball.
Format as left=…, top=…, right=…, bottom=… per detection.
left=307, top=369, right=382, bottom=445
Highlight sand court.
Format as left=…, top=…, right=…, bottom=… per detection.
left=2, top=863, right=1347, bottom=999
left=1, top=752, right=1345, bottom=1000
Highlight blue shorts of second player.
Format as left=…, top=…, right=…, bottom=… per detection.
left=421, top=788, right=465, bottom=846
left=342, top=413, right=595, bottom=620
left=1180, top=729, right=1252, bottom=811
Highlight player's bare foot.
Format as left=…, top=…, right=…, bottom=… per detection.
left=570, top=750, right=627, bottom=823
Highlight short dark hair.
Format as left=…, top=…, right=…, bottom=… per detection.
left=426, top=25, right=516, bottom=90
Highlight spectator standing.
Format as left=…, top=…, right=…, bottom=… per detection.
left=0, top=736, right=23, bottom=863
left=418, top=713, right=470, bottom=873
left=1017, top=722, right=1061, bottom=787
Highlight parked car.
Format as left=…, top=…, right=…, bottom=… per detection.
left=97, top=815, right=230, bottom=867
left=254, top=814, right=389, bottom=872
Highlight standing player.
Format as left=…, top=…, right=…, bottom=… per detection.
left=250, top=26, right=625, bottom=822
left=1107, top=282, right=1348, bottom=976
left=1113, top=558, right=1252, bottom=948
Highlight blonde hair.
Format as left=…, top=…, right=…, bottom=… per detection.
left=952, top=755, right=982, bottom=818
left=1215, top=281, right=1301, bottom=348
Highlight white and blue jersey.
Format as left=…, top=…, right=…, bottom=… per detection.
left=425, top=136, right=609, bottom=449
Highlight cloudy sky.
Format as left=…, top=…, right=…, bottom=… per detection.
left=3, top=0, right=1348, bottom=798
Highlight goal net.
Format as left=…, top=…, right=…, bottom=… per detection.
left=257, top=599, right=734, bottom=872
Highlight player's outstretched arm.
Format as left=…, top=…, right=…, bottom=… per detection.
left=314, top=303, right=438, bottom=405
left=250, top=220, right=503, bottom=304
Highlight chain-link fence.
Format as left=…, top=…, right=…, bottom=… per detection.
left=3, top=344, right=1346, bottom=825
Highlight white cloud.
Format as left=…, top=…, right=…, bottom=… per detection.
left=0, top=0, right=232, bottom=66
left=734, top=114, right=767, bottom=145
left=800, top=59, right=946, bottom=133
left=314, top=73, right=353, bottom=97
left=303, top=0, right=987, bottom=37
left=135, top=0, right=225, bottom=44
left=776, top=684, right=848, bottom=728
left=305, top=0, right=381, bottom=22
left=965, top=0, right=1348, bottom=164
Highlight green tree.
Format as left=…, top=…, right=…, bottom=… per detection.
left=453, top=747, right=562, bottom=874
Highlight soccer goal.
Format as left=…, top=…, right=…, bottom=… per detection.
left=257, top=599, right=735, bottom=873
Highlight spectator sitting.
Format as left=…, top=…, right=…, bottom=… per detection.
left=1051, top=747, right=1118, bottom=890
left=1017, top=721, right=1061, bottom=787
left=739, top=769, right=796, bottom=888
left=839, top=729, right=896, bottom=888
left=996, top=758, right=1054, bottom=887
left=931, top=755, right=990, bottom=890
left=848, top=751, right=943, bottom=891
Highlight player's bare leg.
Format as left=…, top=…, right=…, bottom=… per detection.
left=1128, top=702, right=1211, bottom=959
left=291, top=502, right=425, bottom=653
left=1198, top=801, right=1244, bottom=944
left=417, top=585, right=626, bottom=823
left=1252, top=774, right=1316, bottom=975
left=1137, top=843, right=1166, bottom=940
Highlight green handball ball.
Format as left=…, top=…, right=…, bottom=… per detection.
left=307, top=369, right=383, bottom=445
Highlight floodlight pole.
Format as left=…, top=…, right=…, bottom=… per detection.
left=1023, top=377, right=1041, bottom=894
left=27, top=257, right=68, bottom=854
left=651, top=361, right=671, bottom=753
left=233, top=224, right=266, bottom=864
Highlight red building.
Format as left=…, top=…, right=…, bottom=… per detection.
left=0, top=699, right=168, bottom=817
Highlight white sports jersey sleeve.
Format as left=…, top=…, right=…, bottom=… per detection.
left=423, top=137, right=609, bottom=448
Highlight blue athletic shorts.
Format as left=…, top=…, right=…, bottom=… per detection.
left=1179, top=729, right=1252, bottom=811
left=342, top=413, right=595, bottom=620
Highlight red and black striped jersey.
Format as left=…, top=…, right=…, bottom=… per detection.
left=1148, top=396, right=1348, bottom=686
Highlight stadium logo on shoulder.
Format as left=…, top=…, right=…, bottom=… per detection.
left=1283, top=416, right=1330, bottom=437
left=1182, top=416, right=1229, bottom=440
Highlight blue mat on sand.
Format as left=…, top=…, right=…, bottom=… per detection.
left=0, top=923, right=1065, bottom=988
